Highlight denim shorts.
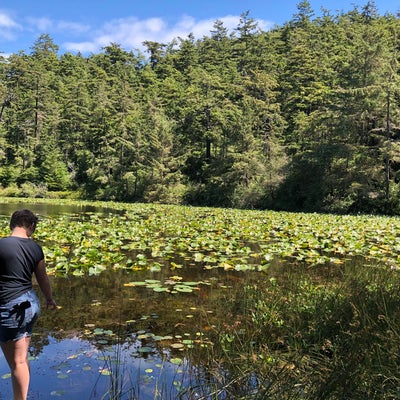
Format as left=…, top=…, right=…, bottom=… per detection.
left=0, top=290, right=40, bottom=343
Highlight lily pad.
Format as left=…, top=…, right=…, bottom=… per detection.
left=138, top=346, right=153, bottom=353
left=170, top=357, right=183, bottom=365
left=100, top=368, right=111, bottom=376
left=175, top=286, right=194, bottom=293
left=152, top=286, right=169, bottom=292
left=170, top=343, right=184, bottom=349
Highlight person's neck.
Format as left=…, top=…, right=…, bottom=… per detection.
left=11, top=227, right=30, bottom=238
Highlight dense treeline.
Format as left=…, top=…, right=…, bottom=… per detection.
left=1, top=0, right=400, bottom=214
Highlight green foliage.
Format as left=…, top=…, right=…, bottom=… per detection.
left=2, top=198, right=400, bottom=277
left=0, top=184, right=20, bottom=197
left=3, top=198, right=400, bottom=397
left=20, top=182, right=48, bottom=198
left=0, top=5, right=400, bottom=213
left=238, top=262, right=400, bottom=399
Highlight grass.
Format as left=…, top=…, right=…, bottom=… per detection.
left=87, top=258, right=400, bottom=399
left=207, top=259, right=400, bottom=399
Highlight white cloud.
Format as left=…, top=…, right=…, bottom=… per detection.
left=56, top=21, right=90, bottom=35
left=26, top=17, right=53, bottom=32
left=63, top=14, right=274, bottom=54
left=0, top=9, right=274, bottom=55
left=0, top=11, right=21, bottom=43
left=256, top=18, right=275, bottom=31
left=65, top=16, right=167, bottom=52
left=26, top=16, right=89, bottom=36
left=64, top=41, right=98, bottom=54
left=0, top=12, right=19, bottom=28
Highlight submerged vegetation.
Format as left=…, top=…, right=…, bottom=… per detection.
left=0, top=198, right=399, bottom=398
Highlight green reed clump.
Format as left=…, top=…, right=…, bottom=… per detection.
left=86, top=259, right=400, bottom=399
left=209, top=261, right=400, bottom=399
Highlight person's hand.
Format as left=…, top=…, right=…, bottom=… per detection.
left=46, top=298, right=57, bottom=310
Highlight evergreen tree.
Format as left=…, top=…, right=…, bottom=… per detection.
left=0, top=5, right=398, bottom=213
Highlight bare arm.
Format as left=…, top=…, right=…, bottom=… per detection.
left=34, top=259, right=57, bottom=309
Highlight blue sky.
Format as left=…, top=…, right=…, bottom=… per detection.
left=0, top=0, right=398, bottom=56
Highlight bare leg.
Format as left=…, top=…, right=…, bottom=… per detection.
left=1, top=336, right=31, bottom=400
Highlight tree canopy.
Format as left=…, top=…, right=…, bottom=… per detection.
left=1, top=2, right=400, bottom=214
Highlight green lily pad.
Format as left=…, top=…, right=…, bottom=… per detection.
left=152, top=286, right=169, bottom=292
left=175, top=285, right=194, bottom=292
left=170, top=343, right=184, bottom=349
left=138, top=346, right=153, bottom=353
left=100, top=368, right=111, bottom=376
left=125, top=281, right=147, bottom=286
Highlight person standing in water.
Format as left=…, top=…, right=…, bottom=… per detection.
left=0, top=209, right=57, bottom=400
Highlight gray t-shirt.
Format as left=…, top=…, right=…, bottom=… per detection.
left=0, top=236, right=44, bottom=304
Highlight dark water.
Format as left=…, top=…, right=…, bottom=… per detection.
left=0, top=202, right=105, bottom=218
left=0, top=202, right=262, bottom=399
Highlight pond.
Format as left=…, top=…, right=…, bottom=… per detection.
left=0, top=202, right=269, bottom=399
left=0, top=201, right=396, bottom=399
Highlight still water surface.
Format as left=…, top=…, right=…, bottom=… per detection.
left=0, top=202, right=261, bottom=399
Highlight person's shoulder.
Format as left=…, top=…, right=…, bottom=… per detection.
left=29, top=239, right=44, bottom=252
left=4, top=236, right=41, bottom=248
left=1, top=236, right=26, bottom=242
left=0, top=236, right=17, bottom=248
left=22, top=238, right=44, bottom=257
left=26, top=238, right=42, bottom=248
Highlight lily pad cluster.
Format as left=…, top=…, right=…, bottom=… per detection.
left=81, top=321, right=212, bottom=357
left=1, top=198, right=400, bottom=276
left=124, top=278, right=209, bottom=293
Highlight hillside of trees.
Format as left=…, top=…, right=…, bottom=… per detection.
left=0, top=0, right=399, bottom=214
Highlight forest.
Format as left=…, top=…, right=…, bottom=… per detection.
left=0, top=0, right=399, bottom=214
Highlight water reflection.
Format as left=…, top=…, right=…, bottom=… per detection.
left=1, top=261, right=258, bottom=399
left=0, top=202, right=257, bottom=399
left=2, top=334, right=192, bottom=400
left=0, top=202, right=342, bottom=399
left=0, top=202, right=108, bottom=218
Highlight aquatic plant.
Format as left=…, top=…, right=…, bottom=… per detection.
left=2, top=198, right=400, bottom=398
left=1, top=197, right=400, bottom=277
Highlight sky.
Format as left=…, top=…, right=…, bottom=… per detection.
left=0, top=0, right=398, bottom=56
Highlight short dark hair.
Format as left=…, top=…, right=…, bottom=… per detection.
left=9, top=209, right=39, bottom=230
